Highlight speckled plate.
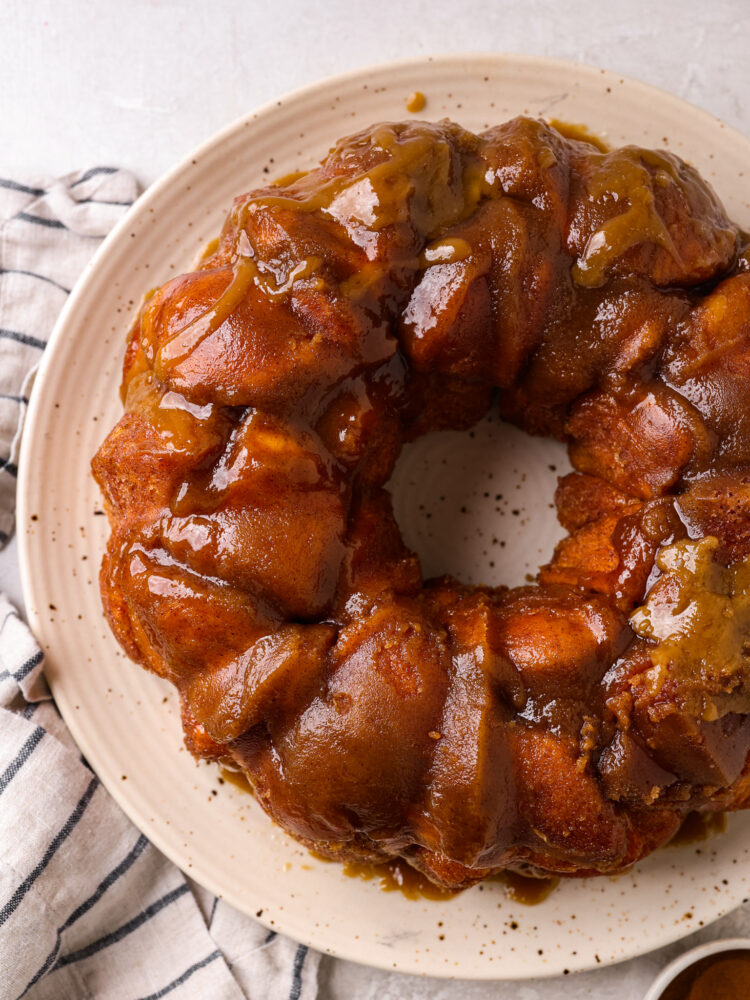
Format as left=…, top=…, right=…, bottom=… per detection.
left=17, top=54, right=750, bottom=979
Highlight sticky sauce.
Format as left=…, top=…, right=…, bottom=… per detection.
left=271, top=170, right=310, bottom=188
left=155, top=250, right=259, bottom=365
left=657, top=950, right=750, bottom=1000
left=571, top=147, right=683, bottom=288
left=336, top=858, right=560, bottom=904
left=123, top=372, right=219, bottom=453
left=667, top=811, right=727, bottom=847
left=217, top=759, right=558, bottom=907
left=198, top=236, right=220, bottom=263
left=630, top=537, right=750, bottom=721
left=406, top=91, right=426, bottom=113
left=494, top=871, right=560, bottom=905
left=235, top=122, right=497, bottom=243
left=156, top=242, right=324, bottom=369
left=219, top=767, right=254, bottom=794
left=420, top=236, right=472, bottom=266
left=342, top=859, right=458, bottom=900
left=548, top=119, right=609, bottom=152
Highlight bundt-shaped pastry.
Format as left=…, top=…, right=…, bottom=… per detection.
left=93, top=116, right=750, bottom=889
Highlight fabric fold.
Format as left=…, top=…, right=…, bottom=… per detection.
left=0, top=170, right=319, bottom=1000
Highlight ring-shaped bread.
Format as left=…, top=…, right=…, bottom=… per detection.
left=93, top=117, right=750, bottom=888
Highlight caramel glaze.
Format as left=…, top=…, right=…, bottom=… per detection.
left=343, top=858, right=456, bottom=900
left=93, top=116, right=750, bottom=891
left=343, top=858, right=557, bottom=904
left=219, top=767, right=254, bottom=794
left=667, top=810, right=727, bottom=847
left=547, top=118, right=610, bottom=152
left=406, top=91, right=426, bottom=114
left=494, top=871, right=561, bottom=905
left=329, top=855, right=558, bottom=905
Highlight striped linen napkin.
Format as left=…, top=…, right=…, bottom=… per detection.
left=0, top=171, right=317, bottom=1000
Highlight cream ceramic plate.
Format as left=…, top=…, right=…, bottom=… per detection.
left=18, top=54, right=750, bottom=980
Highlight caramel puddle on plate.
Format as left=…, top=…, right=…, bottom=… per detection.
left=342, top=860, right=561, bottom=904
left=667, top=811, right=727, bottom=848
left=219, top=781, right=726, bottom=900
left=341, top=862, right=560, bottom=904
left=342, top=859, right=457, bottom=901
left=492, top=871, right=560, bottom=905
left=547, top=118, right=610, bottom=151
left=219, top=767, right=254, bottom=794
left=406, top=91, right=426, bottom=113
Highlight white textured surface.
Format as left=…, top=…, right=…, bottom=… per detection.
left=4, top=3, right=750, bottom=996
left=1, top=0, right=749, bottom=182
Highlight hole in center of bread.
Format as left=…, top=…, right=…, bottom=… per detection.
left=389, top=408, right=571, bottom=589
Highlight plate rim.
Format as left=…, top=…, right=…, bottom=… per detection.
left=16, top=51, right=750, bottom=981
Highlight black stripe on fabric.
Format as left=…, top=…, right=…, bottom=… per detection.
left=18, top=939, right=58, bottom=999
left=0, top=327, right=46, bottom=350
left=0, top=268, right=70, bottom=293
left=0, top=459, right=18, bottom=478
left=133, top=950, right=222, bottom=1000
left=63, top=833, right=150, bottom=930
left=15, top=649, right=44, bottom=681
left=0, top=394, right=29, bottom=405
left=289, top=944, right=308, bottom=1000
left=0, top=728, right=44, bottom=796
left=54, top=883, right=190, bottom=968
left=264, top=929, right=277, bottom=944
left=19, top=834, right=151, bottom=997
left=19, top=940, right=57, bottom=997
left=75, top=197, right=134, bottom=207
left=0, top=178, right=45, bottom=197
left=0, top=529, right=8, bottom=544
left=15, top=211, right=66, bottom=230
left=0, top=637, right=41, bottom=686
left=21, top=702, right=39, bottom=721
left=208, top=895, right=218, bottom=928
left=71, top=166, right=118, bottom=188
left=0, top=777, right=97, bottom=928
